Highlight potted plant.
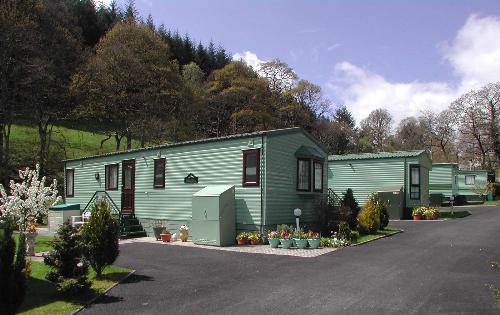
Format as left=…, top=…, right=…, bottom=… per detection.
left=248, top=232, right=261, bottom=245
left=307, top=231, right=321, bottom=249
left=424, top=207, right=439, bottom=220
left=25, top=221, right=38, bottom=256
left=412, top=207, right=425, bottom=220
left=267, top=231, right=280, bottom=248
left=179, top=225, right=189, bottom=242
left=279, top=230, right=293, bottom=249
left=236, top=232, right=248, bottom=245
left=293, top=229, right=308, bottom=249
left=152, top=219, right=166, bottom=241
left=160, top=230, right=172, bottom=242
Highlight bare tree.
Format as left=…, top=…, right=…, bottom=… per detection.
left=360, top=108, right=393, bottom=151
left=419, top=109, right=456, bottom=161
left=258, top=59, right=298, bottom=94
left=478, top=82, right=500, bottom=168
left=394, top=117, right=427, bottom=150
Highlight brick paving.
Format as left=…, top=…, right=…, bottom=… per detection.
left=120, top=236, right=338, bottom=257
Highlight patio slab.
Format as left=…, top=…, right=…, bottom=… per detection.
left=119, top=237, right=338, bottom=257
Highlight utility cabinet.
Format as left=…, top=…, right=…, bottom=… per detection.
left=192, top=185, right=235, bottom=246
left=377, top=187, right=404, bottom=220
left=48, top=204, right=81, bottom=234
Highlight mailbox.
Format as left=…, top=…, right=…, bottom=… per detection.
left=192, top=185, right=235, bottom=246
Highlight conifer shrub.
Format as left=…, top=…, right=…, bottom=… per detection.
left=357, top=193, right=382, bottom=234
left=341, top=188, right=361, bottom=230
left=80, top=201, right=120, bottom=278
left=337, top=221, right=351, bottom=241
left=380, top=203, right=390, bottom=230
left=44, top=222, right=89, bottom=295
left=0, top=218, right=28, bottom=314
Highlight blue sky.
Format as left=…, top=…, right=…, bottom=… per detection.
left=102, top=0, right=500, bottom=124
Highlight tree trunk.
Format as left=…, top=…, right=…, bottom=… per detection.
left=114, top=134, right=122, bottom=151
left=38, top=119, right=50, bottom=175
left=488, top=100, right=499, bottom=165
left=0, top=123, right=4, bottom=166
left=126, top=134, right=132, bottom=150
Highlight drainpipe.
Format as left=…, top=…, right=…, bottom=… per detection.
left=260, top=134, right=265, bottom=233
left=403, top=158, right=407, bottom=218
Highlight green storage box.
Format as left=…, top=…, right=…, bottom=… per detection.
left=377, top=187, right=404, bottom=220
left=192, top=185, right=235, bottom=246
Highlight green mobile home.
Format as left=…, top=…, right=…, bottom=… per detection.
left=429, top=163, right=459, bottom=198
left=456, top=169, right=489, bottom=201
left=328, top=150, right=432, bottom=218
left=63, top=127, right=327, bottom=238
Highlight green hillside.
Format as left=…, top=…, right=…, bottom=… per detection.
left=9, top=124, right=140, bottom=166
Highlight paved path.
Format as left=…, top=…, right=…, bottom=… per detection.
left=82, top=206, right=500, bottom=314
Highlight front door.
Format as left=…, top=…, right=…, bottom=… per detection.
left=121, top=159, right=135, bottom=214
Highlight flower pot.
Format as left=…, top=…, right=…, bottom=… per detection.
left=280, top=239, right=293, bottom=249
left=294, top=239, right=308, bottom=249
left=425, top=216, right=433, bottom=220
left=413, top=214, right=422, bottom=220
left=180, top=230, right=189, bottom=242
left=250, top=239, right=259, bottom=245
left=160, top=233, right=172, bottom=242
left=153, top=227, right=166, bottom=240
left=308, top=239, right=320, bottom=249
left=268, top=238, right=280, bottom=248
left=237, top=239, right=247, bottom=245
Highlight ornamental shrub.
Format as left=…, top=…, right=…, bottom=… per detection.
left=380, top=203, right=389, bottom=230
left=0, top=219, right=28, bottom=314
left=341, top=189, right=361, bottom=229
left=357, top=193, right=381, bottom=235
left=80, top=201, right=120, bottom=278
left=44, top=222, right=89, bottom=295
left=337, top=221, right=351, bottom=241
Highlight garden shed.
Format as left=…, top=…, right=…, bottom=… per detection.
left=456, top=169, right=489, bottom=201
left=62, top=127, right=328, bottom=237
left=328, top=150, right=432, bottom=218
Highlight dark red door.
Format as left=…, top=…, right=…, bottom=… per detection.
left=121, top=160, right=135, bottom=214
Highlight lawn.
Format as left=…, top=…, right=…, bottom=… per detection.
left=18, top=261, right=132, bottom=315
left=352, top=227, right=401, bottom=245
left=14, top=234, right=54, bottom=253
left=483, top=200, right=500, bottom=206
left=439, top=211, right=471, bottom=219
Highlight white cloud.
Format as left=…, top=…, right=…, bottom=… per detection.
left=327, top=14, right=500, bottom=124
left=232, top=51, right=266, bottom=70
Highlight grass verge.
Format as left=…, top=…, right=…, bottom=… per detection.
left=18, top=261, right=132, bottom=315
left=483, top=200, right=500, bottom=206
left=352, top=227, right=401, bottom=245
left=439, top=211, right=471, bottom=219
left=14, top=234, right=54, bottom=253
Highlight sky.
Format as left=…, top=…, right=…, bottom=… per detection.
left=100, top=0, right=500, bottom=124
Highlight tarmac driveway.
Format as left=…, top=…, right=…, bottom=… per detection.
left=82, top=205, right=500, bottom=314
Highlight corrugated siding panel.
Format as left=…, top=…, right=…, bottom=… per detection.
left=429, top=165, right=455, bottom=197
left=328, top=159, right=405, bottom=206
left=265, top=132, right=327, bottom=226
left=456, top=170, right=488, bottom=196
left=65, top=136, right=263, bottom=228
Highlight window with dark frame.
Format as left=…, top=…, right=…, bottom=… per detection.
left=297, top=158, right=311, bottom=191
left=154, top=158, right=166, bottom=188
left=105, top=164, right=119, bottom=190
left=465, top=175, right=475, bottom=185
left=409, top=165, right=420, bottom=200
left=242, top=149, right=260, bottom=186
left=313, top=160, right=323, bottom=192
left=66, top=169, right=74, bottom=197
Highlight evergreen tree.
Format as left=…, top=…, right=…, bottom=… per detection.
left=44, top=223, right=90, bottom=295
left=80, top=201, right=120, bottom=277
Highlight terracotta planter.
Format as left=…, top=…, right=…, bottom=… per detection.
left=160, top=233, right=172, bottom=242
left=250, top=239, right=259, bottom=245
left=237, top=239, right=247, bottom=245
left=425, top=216, right=433, bottom=220
left=413, top=214, right=422, bottom=221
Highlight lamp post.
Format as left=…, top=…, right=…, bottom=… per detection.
left=294, top=208, right=302, bottom=231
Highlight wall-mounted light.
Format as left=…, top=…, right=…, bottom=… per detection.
left=247, top=140, right=254, bottom=148
left=94, top=172, right=100, bottom=181
left=157, top=151, right=162, bottom=158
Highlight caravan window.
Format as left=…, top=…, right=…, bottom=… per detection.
left=154, top=158, right=166, bottom=188
left=465, top=175, right=475, bottom=185
left=313, top=160, right=323, bottom=192
left=242, top=149, right=260, bottom=187
left=105, top=164, right=119, bottom=190
left=297, top=159, right=311, bottom=191
left=65, top=169, right=74, bottom=197
left=410, top=165, right=420, bottom=200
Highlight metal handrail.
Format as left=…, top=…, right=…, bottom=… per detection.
left=328, top=188, right=342, bottom=206
left=83, top=190, right=121, bottom=219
